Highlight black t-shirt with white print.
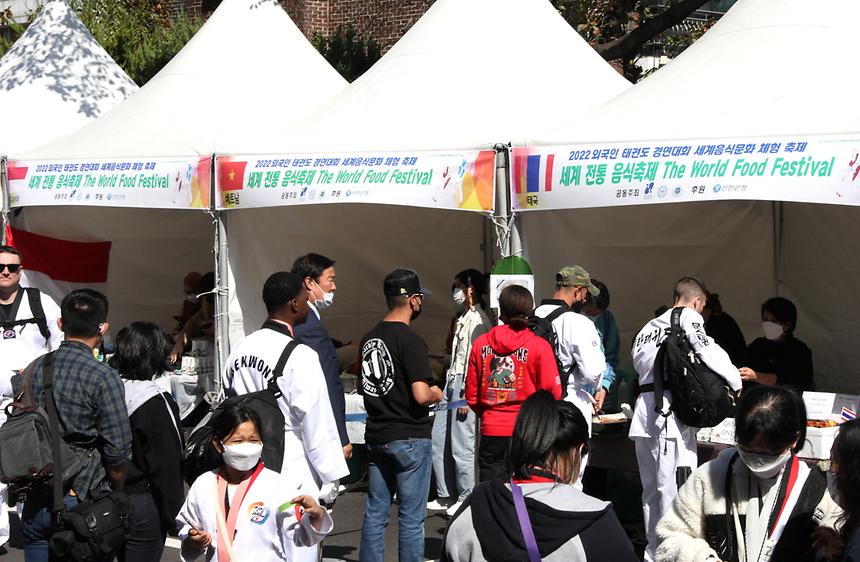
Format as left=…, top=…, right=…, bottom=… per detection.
left=360, top=320, right=434, bottom=444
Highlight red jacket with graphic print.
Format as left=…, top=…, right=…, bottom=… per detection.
left=465, top=324, right=561, bottom=437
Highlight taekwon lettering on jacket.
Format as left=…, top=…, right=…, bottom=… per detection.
left=231, top=355, right=273, bottom=382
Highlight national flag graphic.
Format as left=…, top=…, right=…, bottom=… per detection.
left=842, top=407, right=856, bottom=421
left=513, top=151, right=554, bottom=193
left=219, top=159, right=247, bottom=192
left=7, top=165, right=28, bottom=181
left=9, top=227, right=111, bottom=304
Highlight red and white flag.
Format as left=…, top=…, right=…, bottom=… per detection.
left=7, top=226, right=111, bottom=303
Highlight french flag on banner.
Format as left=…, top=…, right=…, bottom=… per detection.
left=513, top=151, right=555, bottom=193
left=7, top=226, right=111, bottom=303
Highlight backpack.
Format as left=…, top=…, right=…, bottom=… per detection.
left=0, top=352, right=87, bottom=500
left=653, top=307, right=737, bottom=428
left=183, top=340, right=297, bottom=484
left=528, top=306, right=574, bottom=398
left=0, top=287, right=51, bottom=344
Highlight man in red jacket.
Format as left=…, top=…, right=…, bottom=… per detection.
left=466, top=284, right=561, bottom=481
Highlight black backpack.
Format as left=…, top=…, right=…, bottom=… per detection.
left=0, top=287, right=51, bottom=344
left=528, top=306, right=573, bottom=398
left=183, top=340, right=297, bottom=483
left=653, top=307, right=737, bottom=428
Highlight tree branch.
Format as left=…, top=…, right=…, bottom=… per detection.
left=595, top=0, right=712, bottom=61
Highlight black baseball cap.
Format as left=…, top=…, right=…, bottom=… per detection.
left=383, top=268, right=429, bottom=297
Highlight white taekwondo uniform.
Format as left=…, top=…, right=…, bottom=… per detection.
left=177, top=467, right=333, bottom=562
left=631, top=306, right=742, bottom=562
left=223, top=320, right=348, bottom=562
left=534, top=300, right=606, bottom=486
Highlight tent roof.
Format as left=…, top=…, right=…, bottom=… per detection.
left=0, top=0, right=137, bottom=156
left=534, top=0, right=860, bottom=145
left=22, top=0, right=347, bottom=160
left=273, top=0, right=630, bottom=153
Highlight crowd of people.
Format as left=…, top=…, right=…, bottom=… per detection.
left=0, top=241, right=848, bottom=562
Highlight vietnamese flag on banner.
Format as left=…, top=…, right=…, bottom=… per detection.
left=7, top=165, right=28, bottom=181
left=219, top=160, right=247, bottom=191
left=9, top=226, right=111, bottom=304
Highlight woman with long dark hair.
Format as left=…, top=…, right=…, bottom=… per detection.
left=465, top=284, right=561, bottom=482
left=442, top=391, right=637, bottom=561
left=109, top=322, right=184, bottom=562
left=658, top=385, right=841, bottom=561
left=430, top=269, right=492, bottom=516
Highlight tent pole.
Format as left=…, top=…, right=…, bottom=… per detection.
left=1, top=156, right=8, bottom=245
left=773, top=201, right=784, bottom=296
left=211, top=155, right=229, bottom=401
left=493, top=144, right=521, bottom=259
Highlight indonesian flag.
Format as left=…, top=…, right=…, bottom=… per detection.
left=7, top=226, right=111, bottom=303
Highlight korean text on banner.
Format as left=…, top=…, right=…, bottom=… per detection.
left=216, top=150, right=496, bottom=212
left=512, top=134, right=860, bottom=211
left=7, top=157, right=212, bottom=210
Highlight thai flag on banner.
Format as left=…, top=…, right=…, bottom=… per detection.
left=513, top=151, right=555, bottom=193
left=8, top=227, right=111, bottom=304
left=842, top=406, right=856, bottom=421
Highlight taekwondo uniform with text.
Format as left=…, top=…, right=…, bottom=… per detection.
left=631, top=307, right=742, bottom=562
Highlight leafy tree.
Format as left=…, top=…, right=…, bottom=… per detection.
left=312, top=25, right=381, bottom=83
left=0, top=5, right=41, bottom=57
left=70, top=0, right=203, bottom=85
left=553, top=0, right=722, bottom=82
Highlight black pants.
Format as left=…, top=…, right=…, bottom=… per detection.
left=478, top=435, right=511, bottom=482
left=118, top=492, right=166, bottom=562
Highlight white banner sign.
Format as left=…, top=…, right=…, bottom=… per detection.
left=7, top=157, right=212, bottom=209
left=511, top=134, right=860, bottom=211
left=216, top=150, right=496, bottom=212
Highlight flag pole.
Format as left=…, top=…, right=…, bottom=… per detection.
left=1, top=156, right=8, bottom=245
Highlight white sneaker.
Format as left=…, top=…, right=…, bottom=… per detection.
left=445, top=501, right=463, bottom=517
left=426, top=499, right=449, bottom=511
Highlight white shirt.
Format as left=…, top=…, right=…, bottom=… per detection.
left=447, top=306, right=491, bottom=379
left=533, top=302, right=606, bottom=396
left=177, top=467, right=332, bottom=562
left=223, top=324, right=349, bottom=489
left=630, top=307, right=742, bottom=439
left=0, top=287, right=63, bottom=401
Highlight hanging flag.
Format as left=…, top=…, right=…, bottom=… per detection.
left=841, top=406, right=856, bottom=422
left=513, top=151, right=554, bottom=193
left=10, top=227, right=111, bottom=303
left=219, top=160, right=247, bottom=192
left=3, top=223, right=13, bottom=246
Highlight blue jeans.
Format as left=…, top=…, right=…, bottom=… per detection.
left=21, top=493, right=78, bottom=562
left=431, top=374, right=476, bottom=501
left=359, top=438, right=432, bottom=562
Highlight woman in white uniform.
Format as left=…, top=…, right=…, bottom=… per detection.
left=178, top=405, right=332, bottom=562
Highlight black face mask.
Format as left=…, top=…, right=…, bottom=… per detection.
left=571, top=299, right=586, bottom=314
left=410, top=304, right=422, bottom=321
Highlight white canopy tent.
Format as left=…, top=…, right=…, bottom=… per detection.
left=0, top=0, right=137, bottom=157
left=221, top=0, right=631, bottom=353
left=518, top=0, right=860, bottom=391
left=8, top=0, right=348, bottom=352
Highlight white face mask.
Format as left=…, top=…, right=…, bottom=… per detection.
left=313, top=281, right=334, bottom=310
left=453, top=288, right=466, bottom=306
left=762, top=320, right=784, bottom=341
left=221, top=442, right=263, bottom=471
left=737, top=447, right=792, bottom=479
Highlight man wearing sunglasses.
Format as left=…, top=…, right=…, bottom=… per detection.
left=0, top=245, right=63, bottom=378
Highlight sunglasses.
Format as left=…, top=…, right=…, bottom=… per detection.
left=0, top=264, right=21, bottom=273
